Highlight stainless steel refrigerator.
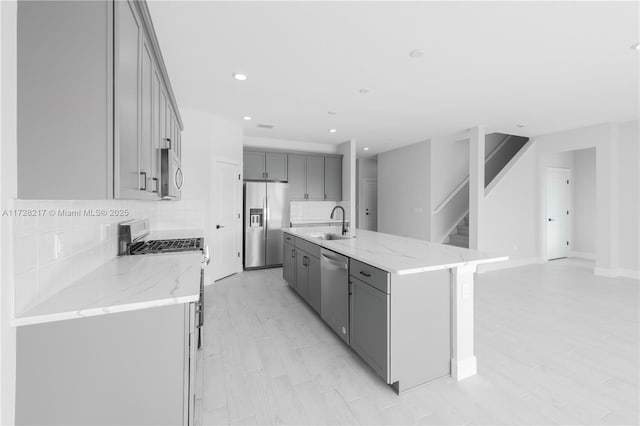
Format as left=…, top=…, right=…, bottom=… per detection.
left=244, top=182, right=290, bottom=269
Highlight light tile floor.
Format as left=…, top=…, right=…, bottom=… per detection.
left=202, top=259, right=639, bottom=425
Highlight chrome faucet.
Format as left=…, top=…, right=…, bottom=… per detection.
left=330, top=206, right=348, bottom=236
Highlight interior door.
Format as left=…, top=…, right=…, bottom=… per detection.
left=546, top=168, right=571, bottom=260
left=360, top=179, right=378, bottom=231
left=212, top=161, right=241, bottom=280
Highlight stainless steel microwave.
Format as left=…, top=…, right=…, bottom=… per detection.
left=160, top=146, right=183, bottom=199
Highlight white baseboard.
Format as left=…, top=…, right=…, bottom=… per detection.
left=595, top=267, right=640, bottom=280
left=451, top=356, right=477, bottom=380
left=569, top=251, right=596, bottom=261
left=477, top=257, right=542, bottom=274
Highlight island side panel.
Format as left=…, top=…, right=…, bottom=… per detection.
left=450, top=264, right=478, bottom=380
left=389, top=269, right=451, bottom=393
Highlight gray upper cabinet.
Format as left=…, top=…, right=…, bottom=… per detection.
left=323, top=157, right=342, bottom=201
left=17, top=0, right=183, bottom=200
left=286, top=154, right=341, bottom=201
left=243, top=151, right=287, bottom=181
left=287, top=155, right=307, bottom=200
left=306, top=156, right=325, bottom=201
left=265, top=153, right=287, bottom=181
left=243, top=152, right=265, bottom=180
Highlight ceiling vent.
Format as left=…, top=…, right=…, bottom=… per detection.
left=257, top=123, right=275, bottom=129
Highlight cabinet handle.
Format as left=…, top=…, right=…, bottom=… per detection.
left=152, top=177, right=159, bottom=193
left=291, top=249, right=295, bottom=258
left=359, top=271, right=371, bottom=278
left=324, top=194, right=327, bottom=200
left=164, top=138, right=172, bottom=150
left=139, top=171, right=147, bottom=191
left=303, top=256, right=309, bottom=266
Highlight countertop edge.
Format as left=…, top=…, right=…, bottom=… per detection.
left=285, top=229, right=509, bottom=275
left=12, top=294, right=200, bottom=327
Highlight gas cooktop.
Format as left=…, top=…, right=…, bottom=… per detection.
left=128, top=237, right=204, bottom=255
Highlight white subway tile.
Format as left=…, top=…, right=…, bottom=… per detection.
left=14, top=234, right=38, bottom=276
left=14, top=268, right=38, bottom=314
left=38, top=232, right=57, bottom=266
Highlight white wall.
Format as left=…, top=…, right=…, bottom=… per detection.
left=573, top=148, right=596, bottom=256
left=181, top=108, right=243, bottom=283
left=378, top=141, right=431, bottom=240
left=1, top=1, right=17, bottom=422
left=337, top=140, right=356, bottom=228
left=616, top=121, right=639, bottom=274
left=244, top=135, right=338, bottom=154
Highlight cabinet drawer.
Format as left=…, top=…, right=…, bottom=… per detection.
left=350, top=259, right=389, bottom=294
left=295, top=237, right=321, bottom=259
left=284, top=233, right=295, bottom=244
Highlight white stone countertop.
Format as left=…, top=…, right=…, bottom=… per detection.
left=13, top=252, right=202, bottom=327
left=284, top=227, right=508, bottom=275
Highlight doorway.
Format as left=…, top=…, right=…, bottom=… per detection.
left=545, top=168, right=571, bottom=260
left=360, top=179, right=378, bottom=231
left=212, top=160, right=241, bottom=281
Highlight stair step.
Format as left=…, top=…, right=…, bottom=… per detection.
left=448, top=234, right=469, bottom=247
left=446, top=239, right=468, bottom=248
left=456, top=225, right=469, bottom=236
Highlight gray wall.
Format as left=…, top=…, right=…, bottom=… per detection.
left=378, top=141, right=430, bottom=240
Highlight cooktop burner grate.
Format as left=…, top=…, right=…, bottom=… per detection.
left=129, top=238, right=203, bottom=255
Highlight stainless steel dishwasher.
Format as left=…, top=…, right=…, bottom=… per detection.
left=320, top=248, right=350, bottom=344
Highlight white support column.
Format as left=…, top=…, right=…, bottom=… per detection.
left=469, top=126, right=485, bottom=250
left=451, top=264, right=477, bottom=380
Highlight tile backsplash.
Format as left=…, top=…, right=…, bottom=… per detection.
left=11, top=199, right=204, bottom=315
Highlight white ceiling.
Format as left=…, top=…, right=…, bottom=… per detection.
left=148, top=1, right=639, bottom=156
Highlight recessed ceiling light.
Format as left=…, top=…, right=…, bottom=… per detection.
left=363, top=147, right=369, bottom=151
left=243, top=116, right=252, bottom=121
left=632, top=43, right=640, bottom=50
left=328, top=111, right=337, bottom=115
left=517, top=123, right=527, bottom=128
left=232, top=73, right=247, bottom=81
left=359, top=88, right=371, bottom=94
left=328, top=129, right=337, bottom=133
left=409, top=49, right=425, bottom=58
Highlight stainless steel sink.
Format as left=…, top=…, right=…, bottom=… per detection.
left=308, top=232, right=353, bottom=241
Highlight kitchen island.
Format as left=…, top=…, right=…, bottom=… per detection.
left=283, top=227, right=507, bottom=393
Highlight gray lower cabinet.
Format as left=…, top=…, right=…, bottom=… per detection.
left=323, top=157, right=342, bottom=201
left=295, top=252, right=310, bottom=299
left=17, top=0, right=182, bottom=200
left=307, top=256, right=321, bottom=313
left=16, top=303, right=201, bottom=425
left=283, top=241, right=296, bottom=288
left=349, top=277, right=389, bottom=381
left=283, top=234, right=321, bottom=314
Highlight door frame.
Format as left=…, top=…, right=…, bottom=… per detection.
left=543, top=167, right=572, bottom=262
left=210, top=157, right=243, bottom=283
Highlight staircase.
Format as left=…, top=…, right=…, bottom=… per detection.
left=440, top=132, right=529, bottom=248
left=446, top=215, right=469, bottom=247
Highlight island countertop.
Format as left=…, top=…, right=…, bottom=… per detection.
left=284, top=227, right=507, bottom=275
left=13, top=252, right=202, bottom=327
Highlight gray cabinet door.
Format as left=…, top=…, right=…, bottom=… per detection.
left=151, top=70, right=162, bottom=194
left=283, top=243, right=296, bottom=288
left=306, top=156, right=325, bottom=200
left=308, top=256, right=321, bottom=314
left=139, top=38, right=154, bottom=193
left=288, top=154, right=306, bottom=200
left=324, top=157, right=342, bottom=201
left=350, top=277, right=389, bottom=380
left=295, top=252, right=309, bottom=300
left=244, top=152, right=265, bottom=181
left=265, top=153, right=287, bottom=181
left=116, top=0, right=142, bottom=199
